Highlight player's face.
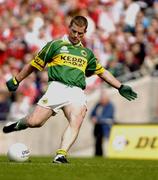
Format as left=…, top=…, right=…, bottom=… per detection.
left=68, top=23, right=86, bottom=45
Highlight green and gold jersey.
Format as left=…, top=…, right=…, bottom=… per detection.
left=30, top=35, right=105, bottom=89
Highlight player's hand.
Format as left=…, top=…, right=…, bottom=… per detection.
left=118, top=85, right=137, bottom=101
left=6, top=77, right=19, bottom=91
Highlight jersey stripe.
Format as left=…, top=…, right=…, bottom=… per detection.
left=47, top=53, right=88, bottom=73
left=94, top=63, right=105, bottom=74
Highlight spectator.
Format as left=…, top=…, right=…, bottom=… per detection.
left=79, top=8, right=96, bottom=39
left=123, top=0, right=141, bottom=32
left=106, top=54, right=125, bottom=77
left=124, top=50, right=140, bottom=72
left=141, top=43, right=158, bottom=74
left=0, top=41, right=8, bottom=66
left=51, top=14, right=68, bottom=39
left=98, top=1, right=116, bottom=37
left=90, top=89, right=115, bottom=156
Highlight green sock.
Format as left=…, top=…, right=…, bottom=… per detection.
left=15, top=117, right=28, bottom=130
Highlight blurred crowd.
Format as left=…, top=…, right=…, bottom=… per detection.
left=0, top=0, right=158, bottom=121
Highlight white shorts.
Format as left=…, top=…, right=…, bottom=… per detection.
left=37, top=81, right=87, bottom=113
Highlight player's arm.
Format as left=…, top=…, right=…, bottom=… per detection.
left=6, top=41, right=54, bottom=92
left=6, top=58, right=45, bottom=92
left=98, top=70, right=121, bottom=89
left=6, top=63, right=37, bottom=92
left=16, top=64, right=35, bottom=83
left=87, top=50, right=137, bottom=101
left=98, top=70, right=137, bottom=101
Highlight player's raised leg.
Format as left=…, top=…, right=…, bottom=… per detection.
left=3, top=105, right=53, bottom=133
left=53, top=104, right=87, bottom=163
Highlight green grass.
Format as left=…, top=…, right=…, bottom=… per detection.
left=0, top=156, right=158, bottom=180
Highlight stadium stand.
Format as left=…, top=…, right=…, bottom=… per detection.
left=0, top=0, right=158, bottom=121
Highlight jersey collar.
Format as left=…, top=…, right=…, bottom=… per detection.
left=62, top=35, right=83, bottom=47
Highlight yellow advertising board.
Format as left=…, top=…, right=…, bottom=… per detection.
left=107, top=125, right=158, bottom=159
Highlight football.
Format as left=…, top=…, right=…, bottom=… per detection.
left=7, top=143, right=30, bottom=162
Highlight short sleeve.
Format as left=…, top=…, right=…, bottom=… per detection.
left=30, top=41, right=54, bottom=71
left=85, top=51, right=105, bottom=77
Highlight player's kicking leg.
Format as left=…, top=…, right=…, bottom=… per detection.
left=3, top=105, right=53, bottom=133
left=53, top=104, right=87, bottom=163
left=3, top=120, right=26, bottom=133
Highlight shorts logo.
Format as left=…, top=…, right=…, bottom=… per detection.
left=60, top=46, right=69, bottom=53
left=42, top=98, right=48, bottom=104
left=81, top=50, right=87, bottom=57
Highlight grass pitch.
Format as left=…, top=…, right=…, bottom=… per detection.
left=0, top=156, right=158, bottom=180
